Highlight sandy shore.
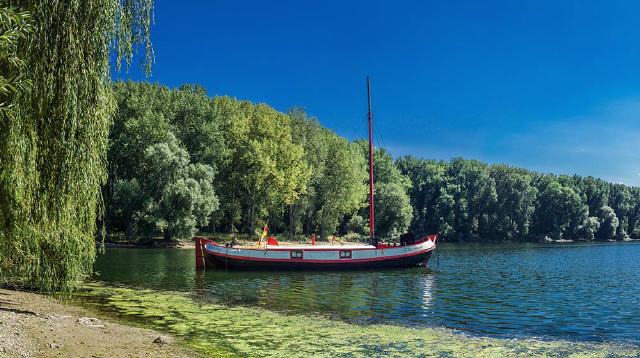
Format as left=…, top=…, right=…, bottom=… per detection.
left=0, top=288, right=200, bottom=358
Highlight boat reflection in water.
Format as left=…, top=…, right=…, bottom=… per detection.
left=198, top=268, right=438, bottom=325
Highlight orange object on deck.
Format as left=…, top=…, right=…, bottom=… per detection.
left=267, top=236, right=279, bottom=246
left=311, top=234, right=316, bottom=245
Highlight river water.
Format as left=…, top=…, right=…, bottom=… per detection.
left=94, top=241, right=640, bottom=344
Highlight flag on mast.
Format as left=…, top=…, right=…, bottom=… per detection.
left=260, top=224, right=268, bottom=241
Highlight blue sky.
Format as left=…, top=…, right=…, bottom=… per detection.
left=115, top=0, right=640, bottom=186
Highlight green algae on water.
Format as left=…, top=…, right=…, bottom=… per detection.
left=77, top=283, right=640, bottom=357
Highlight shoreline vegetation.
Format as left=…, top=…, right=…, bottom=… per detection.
left=98, top=232, right=568, bottom=249
left=100, top=232, right=640, bottom=249
left=5, top=283, right=638, bottom=358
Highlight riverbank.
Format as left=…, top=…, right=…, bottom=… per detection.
left=0, top=288, right=200, bottom=358
left=102, top=233, right=362, bottom=249
left=103, top=232, right=640, bottom=249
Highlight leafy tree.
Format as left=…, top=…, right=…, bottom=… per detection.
left=0, top=6, right=31, bottom=116
left=609, top=184, right=631, bottom=239
left=577, top=216, right=601, bottom=241
left=110, top=179, right=144, bottom=238
left=314, top=139, right=367, bottom=237
left=627, top=188, right=640, bottom=240
left=187, top=164, right=219, bottom=227
left=533, top=179, right=587, bottom=240
left=490, top=165, right=537, bottom=240
left=354, top=143, right=413, bottom=239
left=0, top=0, right=153, bottom=291
left=116, top=134, right=219, bottom=241
left=288, top=109, right=367, bottom=238
left=346, top=215, right=366, bottom=235
left=596, top=206, right=619, bottom=241
left=575, top=176, right=609, bottom=217
left=110, top=110, right=173, bottom=179
left=216, top=98, right=308, bottom=234
left=166, top=84, right=227, bottom=169
left=447, top=158, right=497, bottom=239
left=374, top=182, right=413, bottom=239
left=434, top=179, right=458, bottom=237
left=288, top=109, right=327, bottom=235
left=103, top=84, right=640, bottom=245
left=396, top=156, right=449, bottom=236
left=142, top=134, right=191, bottom=195
left=108, top=82, right=228, bottom=233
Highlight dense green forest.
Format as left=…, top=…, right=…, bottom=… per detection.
left=106, top=82, right=640, bottom=243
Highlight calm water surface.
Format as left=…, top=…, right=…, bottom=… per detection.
left=94, top=242, right=640, bottom=343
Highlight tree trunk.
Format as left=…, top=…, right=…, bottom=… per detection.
left=288, top=205, right=294, bottom=237
left=247, top=194, right=256, bottom=235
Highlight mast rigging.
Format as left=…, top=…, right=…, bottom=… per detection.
left=367, top=76, right=375, bottom=244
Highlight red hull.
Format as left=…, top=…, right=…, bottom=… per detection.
left=205, top=250, right=433, bottom=270
left=197, top=236, right=437, bottom=271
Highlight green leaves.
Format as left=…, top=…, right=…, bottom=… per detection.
left=0, top=1, right=154, bottom=292
left=396, top=157, right=450, bottom=236
left=490, top=165, right=537, bottom=240
left=355, top=143, right=412, bottom=240
left=374, top=182, right=413, bottom=239
left=0, top=6, right=31, bottom=114
left=216, top=99, right=308, bottom=233
left=398, top=156, right=640, bottom=243
left=112, top=133, right=219, bottom=241
left=534, top=180, right=587, bottom=240
left=288, top=109, right=367, bottom=238
left=596, top=205, right=618, bottom=241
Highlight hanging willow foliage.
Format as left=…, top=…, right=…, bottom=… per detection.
left=0, top=0, right=153, bottom=292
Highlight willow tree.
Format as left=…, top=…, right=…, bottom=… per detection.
left=0, top=0, right=153, bottom=291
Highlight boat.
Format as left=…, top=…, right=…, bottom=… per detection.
left=195, top=77, right=437, bottom=270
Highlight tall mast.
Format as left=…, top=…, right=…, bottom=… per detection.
left=367, top=77, right=375, bottom=242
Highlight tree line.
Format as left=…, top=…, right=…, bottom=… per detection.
left=397, top=157, right=640, bottom=242
left=106, top=81, right=640, bottom=243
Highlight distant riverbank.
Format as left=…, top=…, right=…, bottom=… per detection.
left=101, top=232, right=358, bottom=249
left=101, top=232, right=640, bottom=250
left=102, top=240, right=195, bottom=249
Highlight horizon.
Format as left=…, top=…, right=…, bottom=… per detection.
left=114, top=0, right=640, bottom=186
